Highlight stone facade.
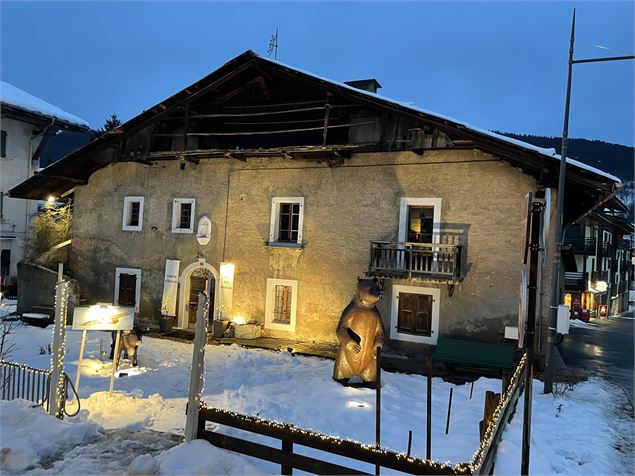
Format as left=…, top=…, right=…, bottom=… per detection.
left=70, top=147, right=554, bottom=350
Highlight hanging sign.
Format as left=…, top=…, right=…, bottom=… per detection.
left=521, top=192, right=532, bottom=265
left=161, top=259, right=180, bottom=316
left=72, top=304, right=134, bottom=331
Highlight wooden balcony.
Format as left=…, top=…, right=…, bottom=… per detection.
left=561, top=237, right=596, bottom=255
left=564, top=272, right=588, bottom=292
left=591, top=270, right=609, bottom=283
left=368, top=241, right=463, bottom=282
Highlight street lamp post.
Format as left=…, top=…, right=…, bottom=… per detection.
left=543, top=10, right=634, bottom=394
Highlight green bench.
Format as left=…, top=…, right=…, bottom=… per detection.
left=433, top=336, right=515, bottom=372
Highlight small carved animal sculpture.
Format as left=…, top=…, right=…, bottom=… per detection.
left=333, top=278, right=385, bottom=385
left=110, top=326, right=143, bottom=367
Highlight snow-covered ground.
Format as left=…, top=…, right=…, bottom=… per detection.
left=1, top=322, right=632, bottom=475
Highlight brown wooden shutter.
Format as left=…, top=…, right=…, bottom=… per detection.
left=118, top=274, right=137, bottom=307
left=397, top=292, right=433, bottom=336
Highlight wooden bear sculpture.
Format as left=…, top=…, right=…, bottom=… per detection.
left=333, top=278, right=385, bottom=385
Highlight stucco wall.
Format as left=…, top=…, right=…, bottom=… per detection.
left=70, top=149, right=549, bottom=346
left=1, top=117, right=42, bottom=277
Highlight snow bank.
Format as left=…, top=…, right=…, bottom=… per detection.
left=495, top=378, right=633, bottom=475
left=0, top=299, right=17, bottom=319
left=0, top=399, right=101, bottom=472
left=569, top=319, right=599, bottom=329
left=152, top=439, right=266, bottom=475
left=0, top=81, right=89, bottom=128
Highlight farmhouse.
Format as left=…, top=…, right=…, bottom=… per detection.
left=9, top=51, right=621, bottom=358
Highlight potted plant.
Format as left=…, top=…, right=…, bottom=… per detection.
left=159, top=297, right=175, bottom=333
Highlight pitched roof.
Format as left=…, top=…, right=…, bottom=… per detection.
left=1, top=80, right=89, bottom=129
left=8, top=50, right=620, bottom=207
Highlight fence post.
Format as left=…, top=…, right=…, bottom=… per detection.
left=184, top=292, right=210, bottom=442
left=48, top=280, right=69, bottom=418
left=281, top=440, right=293, bottom=475
left=375, top=346, right=381, bottom=475
left=479, top=391, right=500, bottom=441
left=426, top=355, right=432, bottom=460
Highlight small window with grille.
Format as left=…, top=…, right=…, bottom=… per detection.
left=122, top=196, right=144, bottom=231
left=265, top=278, right=298, bottom=332
left=269, top=197, right=304, bottom=246
left=172, top=198, right=195, bottom=233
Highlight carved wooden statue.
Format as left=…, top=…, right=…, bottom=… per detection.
left=333, top=278, right=385, bottom=385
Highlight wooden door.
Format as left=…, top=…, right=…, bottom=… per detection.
left=118, top=274, right=137, bottom=307
left=188, top=276, right=208, bottom=326
left=397, top=292, right=432, bottom=336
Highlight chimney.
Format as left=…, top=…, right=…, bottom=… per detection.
left=344, top=79, right=382, bottom=94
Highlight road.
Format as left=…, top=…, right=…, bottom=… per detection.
left=558, top=313, right=634, bottom=405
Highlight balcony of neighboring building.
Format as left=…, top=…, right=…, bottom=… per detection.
left=564, top=272, right=589, bottom=292
left=591, top=270, right=609, bottom=283
left=561, top=237, right=597, bottom=256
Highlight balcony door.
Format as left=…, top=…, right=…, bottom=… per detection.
left=398, top=198, right=442, bottom=272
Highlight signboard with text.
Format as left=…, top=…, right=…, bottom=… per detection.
left=72, top=305, right=135, bottom=331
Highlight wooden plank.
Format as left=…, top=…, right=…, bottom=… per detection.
left=187, top=104, right=356, bottom=119
left=184, top=121, right=375, bottom=137
left=199, top=407, right=469, bottom=475
left=199, top=430, right=369, bottom=475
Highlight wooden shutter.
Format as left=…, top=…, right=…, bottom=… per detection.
left=397, top=292, right=433, bottom=336
left=118, top=274, right=137, bottom=307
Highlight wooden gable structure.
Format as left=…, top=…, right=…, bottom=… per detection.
left=10, top=50, right=620, bottom=224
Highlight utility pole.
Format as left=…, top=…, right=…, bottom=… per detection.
left=521, top=199, right=544, bottom=475
left=543, top=10, right=634, bottom=394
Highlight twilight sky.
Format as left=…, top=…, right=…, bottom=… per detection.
left=1, top=1, right=633, bottom=145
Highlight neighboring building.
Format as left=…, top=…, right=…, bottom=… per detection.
left=563, top=202, right=634, bottom=317
left=9, top=51, right=621, bottom=358
left=0, top=81, right=89, bottom=293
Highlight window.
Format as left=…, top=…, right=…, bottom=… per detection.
left=172, top=198, right=195, bottom=233
left=1, top=131, right=6, bottom=158
left=265, top=278, right=298, bottom=332
left=122, top=196, right=144, bottom=231
left=269, top=197, right=304, bottom=245
left=390, top=285, right=440, bottom=344
left=114, top=267, right=142, bottom=311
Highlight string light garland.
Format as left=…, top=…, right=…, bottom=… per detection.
left=468, top=352, right=527, bottom=472
left=198, top=406, right=472, bottom=474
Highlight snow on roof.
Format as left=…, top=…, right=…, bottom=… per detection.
left=257, top=54, right=621, bottom=184
left=0, top=80, right=89, bottom=128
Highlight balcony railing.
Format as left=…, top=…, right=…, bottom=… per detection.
left=598, top=241, right=613, bottom=257
left=591, top=270, right=609, bottom=283
left=564, top=272, right=588, bottom=292
left=368, top=241, right=463, bottom=281
left=561, top=237, right=596, bottom=255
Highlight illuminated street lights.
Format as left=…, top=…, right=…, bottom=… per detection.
left=543, top=10, right=634, bottom=395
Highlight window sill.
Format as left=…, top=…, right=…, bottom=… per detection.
left=122, top=227, right=143, bottom=232
left=171, top=229, right=194, bottom=234
left=265, top=242, right=304, bottom=249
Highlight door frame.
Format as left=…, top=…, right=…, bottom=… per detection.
left=177, top=259, right=220, bottom=329
left=114, top=267, right=142, bottom=312
left=398, top=198, right=442, bottom=271
left=390, top=284, right=440, bottom=345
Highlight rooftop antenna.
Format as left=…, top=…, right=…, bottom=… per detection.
left=267, top=28, right=279, bottom=60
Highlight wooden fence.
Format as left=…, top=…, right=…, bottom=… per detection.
left=196, top=352, right=527, bottom=475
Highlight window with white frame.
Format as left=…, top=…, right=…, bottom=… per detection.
left=390, top=285, right=440, bottom=345
left=171, top=198, right=195, bottom=233
left=122, top=196, right=144, bottom=231
left=114, top=267, right=142, bottom=312
left=265, top=278, right=298, bottom=332
left=269, top=197, right=304, bottom=245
